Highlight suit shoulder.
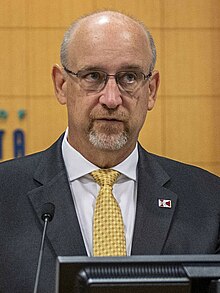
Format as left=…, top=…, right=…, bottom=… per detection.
left=148, top=152, right=220, bottom=186
left=138, top=145, right=220, bottom=189
left=0, top=151, right=44, bottom=175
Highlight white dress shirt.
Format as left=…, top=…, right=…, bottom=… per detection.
left=62, top=129, right=138, bottom=256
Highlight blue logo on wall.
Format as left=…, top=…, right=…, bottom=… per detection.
left=0, top=129, right=25, bottom=160
left=13, top=129, right=25, bottom=158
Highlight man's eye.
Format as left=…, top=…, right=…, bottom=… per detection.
left=83, top=72, right=102, bottom=82
left=121, top=72, right=137, bottom=83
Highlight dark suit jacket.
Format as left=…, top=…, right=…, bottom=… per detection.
left=0, top=134, right=220, bottom=292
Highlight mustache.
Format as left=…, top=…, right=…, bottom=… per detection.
left=89, top=109, right=128, bottom=121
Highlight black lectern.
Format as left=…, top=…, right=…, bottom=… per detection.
left=56, top=255, right=220, bottom=293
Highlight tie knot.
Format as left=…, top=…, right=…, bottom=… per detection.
left=91, top=169, right=120, bottom=187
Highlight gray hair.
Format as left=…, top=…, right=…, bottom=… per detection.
left=60, top=11, right=157, bottom=72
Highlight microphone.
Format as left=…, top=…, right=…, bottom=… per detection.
left=33, top=203, right=55, bottom=293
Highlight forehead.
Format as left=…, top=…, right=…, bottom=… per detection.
left=67, top=14, right=151, bottom=71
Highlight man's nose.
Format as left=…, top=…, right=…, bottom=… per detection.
left=98, top=77, right=123, bottom=109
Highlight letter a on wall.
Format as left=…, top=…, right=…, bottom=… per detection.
left=13, top=129, right=25, bottom=158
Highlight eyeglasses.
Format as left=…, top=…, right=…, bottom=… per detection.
left=63, top=66, right=152, bottom=95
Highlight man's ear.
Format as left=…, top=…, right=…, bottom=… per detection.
left=147, top=70, right=160, bottom=111
left=51, top=64, right=67, bottom=105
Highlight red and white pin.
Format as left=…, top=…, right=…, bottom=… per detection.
left=158, top=199, right=172, bottom=208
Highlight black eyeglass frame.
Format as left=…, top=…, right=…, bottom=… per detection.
left=62, top=65, right=152, bottom=94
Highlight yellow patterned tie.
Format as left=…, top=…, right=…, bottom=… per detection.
left=91, top=169, right=126, bottom=256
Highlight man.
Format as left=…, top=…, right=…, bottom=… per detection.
left=0, top=10, right=219, bottom=293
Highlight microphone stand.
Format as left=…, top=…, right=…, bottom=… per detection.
left=33, top=215, right=50, bottom=293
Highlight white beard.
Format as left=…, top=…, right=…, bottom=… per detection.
left=89, top=130, right=128, bottom=151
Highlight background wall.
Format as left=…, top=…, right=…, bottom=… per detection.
left=0, top=0, right=219, bottom=176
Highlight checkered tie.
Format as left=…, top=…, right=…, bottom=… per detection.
left=91, top=169, right=126, bottom=256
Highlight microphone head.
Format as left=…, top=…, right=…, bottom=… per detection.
left=41, top=202, right=55, bottom=222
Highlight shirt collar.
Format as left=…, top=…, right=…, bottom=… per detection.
left=62, top=128, right=138, bottom=182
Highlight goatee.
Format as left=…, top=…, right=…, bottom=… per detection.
left=89, top=130, right=129, bottom=150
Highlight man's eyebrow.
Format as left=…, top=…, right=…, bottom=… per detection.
left=79, top=66, right=103, bottom=71
left=78, top=64, right=144, bottom=72
left=119, top=64, right=143, bottom=71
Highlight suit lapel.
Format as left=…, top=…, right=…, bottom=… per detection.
left=27, top=137, right=178, bottom=256
left=28, top=136, right=87, bottom=256
left=132, top=145, right=178, bottom=255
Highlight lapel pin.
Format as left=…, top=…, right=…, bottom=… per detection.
left=158, top=199, right=172, bottom=208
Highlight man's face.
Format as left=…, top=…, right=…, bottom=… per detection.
left=53, top=15, right=159, bottom=158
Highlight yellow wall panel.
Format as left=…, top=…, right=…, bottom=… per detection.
left=0, top=0, right=26, bottom=27
left=163, top=0, right=220, bottom=28
left=27, top=29, right=64, bottom=96
left=26, top=0, right=95, bottom=27
left=163, top=30, right=220, bottom=96
left=0, top=30, right=27, bottom=95
left=165, top=96, right=220, bottom=163
left=27, top=96, right=67, bottom=153
left=0, top=96, right=27, bottom=160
